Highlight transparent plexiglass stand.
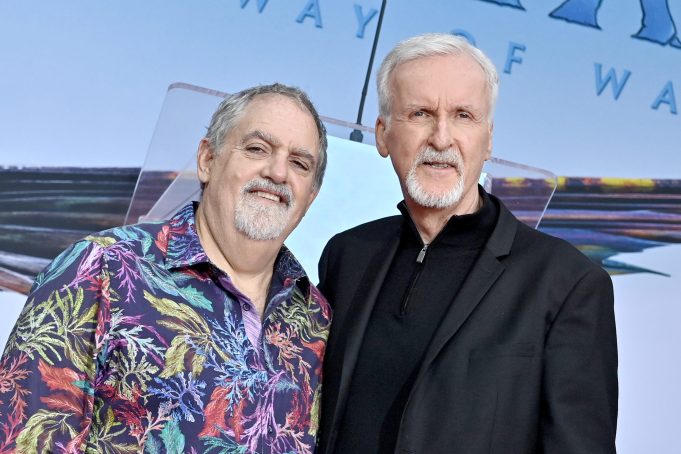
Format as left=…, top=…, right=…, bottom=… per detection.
left=126, top=83, right=556, bottom=282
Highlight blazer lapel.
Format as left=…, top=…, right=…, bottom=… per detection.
left=329, top=234, right=400, bottom=435
left=414, top=198, right=518, bottom=383
left=417, top=248, right=504, bottom=376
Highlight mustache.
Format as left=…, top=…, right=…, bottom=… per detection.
left=241, top=178, right=294, bottom=206
left=415, top=147, right=463, bottom=168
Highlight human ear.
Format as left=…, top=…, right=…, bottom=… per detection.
left=485, top=121, right=494, bottom=160
left=197, top=138, right=216, bottom=184
left=375, top=116, right=390, bottom=158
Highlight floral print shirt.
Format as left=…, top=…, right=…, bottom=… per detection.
left=0, top=203, right=331, bottom=454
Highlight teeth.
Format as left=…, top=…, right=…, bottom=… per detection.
left=427, top=163, right=451, bottom=169
left=254, top=191, right=281, bottom=203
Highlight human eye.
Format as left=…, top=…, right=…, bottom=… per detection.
left=290, top=157, right=312, bottom=173
left=408, top=110, right=431, bottom=122
left=244, top=144, right=269, bottom=156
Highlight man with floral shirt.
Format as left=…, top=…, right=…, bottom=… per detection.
left=0, top=83, right=331, bottom=453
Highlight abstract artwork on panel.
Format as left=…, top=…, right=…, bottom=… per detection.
left=0, top=167, right=679, bottom=295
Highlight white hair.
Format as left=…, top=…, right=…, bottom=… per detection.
left=377, top=33, right=499, bottom=122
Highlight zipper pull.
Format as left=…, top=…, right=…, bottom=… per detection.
left=416, top=244, right=428, bottom=263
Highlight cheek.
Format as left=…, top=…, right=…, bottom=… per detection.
left=210, top=176, right=242, bottom=204
left=389, top=155, right=411, bottom=179
left=293, top=178, right=315, bottom=200
left=463, top=154, right=487, bottom=185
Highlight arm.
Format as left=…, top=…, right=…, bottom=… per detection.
left=540, top=267, right=618, bottom=453
left=0, top=240, right=107, bottom=453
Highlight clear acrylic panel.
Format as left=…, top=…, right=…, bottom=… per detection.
left=127, top=83, right=557, bottom=282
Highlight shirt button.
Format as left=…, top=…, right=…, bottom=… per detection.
left=242, top=303, right=250, bottom=311
left=268, top=426, right=274, bottom=434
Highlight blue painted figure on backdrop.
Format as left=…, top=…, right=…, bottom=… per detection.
left=0, top=83, right=331, bottom=453
left=483, top=0, right=680, bottom=47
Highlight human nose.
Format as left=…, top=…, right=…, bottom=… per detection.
left=428, top=117, right=454, bottom=151
left=262, top=152, right=288, bottom=184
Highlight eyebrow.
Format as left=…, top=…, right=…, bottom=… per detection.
left=242, top=129, right=316, bottom=166
left=241, top=129, right=281, bottom=147
left=291, top=147, right=316, bottom=167
left=454, top=104, right=482, bottom=113
left=403, top=103, right=481, bottom=112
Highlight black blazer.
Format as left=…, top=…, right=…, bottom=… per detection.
left=317, top=195, right=617, bottom=454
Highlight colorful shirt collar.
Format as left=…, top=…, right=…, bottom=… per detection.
left=164, top=202, right=308, bottom=285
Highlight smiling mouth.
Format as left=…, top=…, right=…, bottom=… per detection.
left=252, top=190, right=286, bottom=204
left=424, top=162, right=455, bottom=169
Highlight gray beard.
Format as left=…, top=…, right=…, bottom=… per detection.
left=234, top=179, right=294, bottom=241
left=405, top=147, right=465, bottom=209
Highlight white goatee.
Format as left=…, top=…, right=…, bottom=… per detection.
left=405, top=147, right=465, bottom=209
left=234, top=178, right=295, bottom=241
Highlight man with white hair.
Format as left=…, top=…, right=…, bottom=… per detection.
left=0, top=83, right=331, bottom=453
left=318, top=34, right=617, bottom=453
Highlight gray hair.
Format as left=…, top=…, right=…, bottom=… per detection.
left=205, top=83, right=328, bottom=190
left=377, top=33, right=499, bottom=122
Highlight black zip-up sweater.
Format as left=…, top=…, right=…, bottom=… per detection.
left=335, top=190, right=499, bottom=454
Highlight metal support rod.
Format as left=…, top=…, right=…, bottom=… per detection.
left=351, top=0, right=388, bottom=143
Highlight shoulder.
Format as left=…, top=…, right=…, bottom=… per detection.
left=31, top=220, right=168, bottom=293
left=491, top=194, right=597, bottom=270
left=84, top=220, right=167, bottom=255
left=489, top=195, right=609, bottom=288
left=320, top=215, right=401, bottom=270
left=325, top=215, right=402, bottom=250
left=518, top=221, right=599, bottom=265
left=318, top=216, right=401, bottom=297
left=505, top=216, right=611, bottom=290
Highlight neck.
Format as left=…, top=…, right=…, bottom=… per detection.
left=405, top=189, right=482, bottom=244
left=195, top=204, right=281, bottom=316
